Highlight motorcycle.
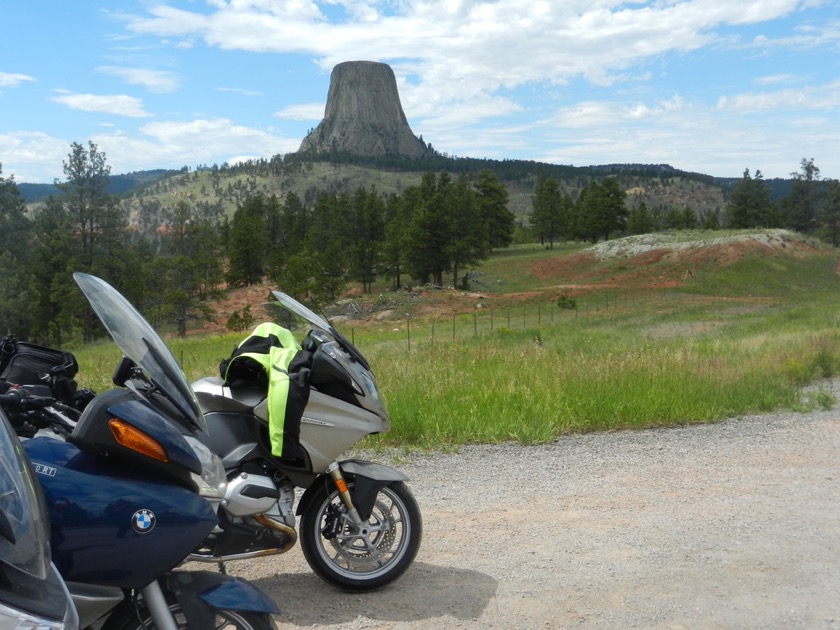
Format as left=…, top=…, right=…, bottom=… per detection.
left=190, top=291, right=422, bottom=591
left=5, top=272, right=281, bottom=629
left=0, top=401, right=79, bottom=629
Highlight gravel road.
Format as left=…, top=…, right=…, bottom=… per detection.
left=225, top=382, right=840, bottom=629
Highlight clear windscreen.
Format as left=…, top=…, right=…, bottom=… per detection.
left=0, top=411, right=50, bottom=580
left=73, top=273, right=206, bottom=433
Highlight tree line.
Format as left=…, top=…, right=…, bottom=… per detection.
left=0, top=143, right=516, bottom=344
left=724, top=159, right=840, bottom=246
left=528, top=158, right=840, bottom=246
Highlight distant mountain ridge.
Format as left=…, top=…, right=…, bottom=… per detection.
left=18, top=169, right=179, bottom=203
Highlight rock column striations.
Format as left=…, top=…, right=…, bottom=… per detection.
left=298, top=61, right=431, bottom=158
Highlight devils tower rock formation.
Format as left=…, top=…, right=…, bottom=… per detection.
left=298, top=61, right=432, bottom=159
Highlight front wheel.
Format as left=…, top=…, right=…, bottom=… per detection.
left=299, top=480, right=422, bottom=591
left=106, top=600, right=277, bottom=630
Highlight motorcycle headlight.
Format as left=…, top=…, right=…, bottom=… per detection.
left=184, top=436, right=227, bottom=501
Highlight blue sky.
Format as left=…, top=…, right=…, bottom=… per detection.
left=1, top=0, right=838, bottom=184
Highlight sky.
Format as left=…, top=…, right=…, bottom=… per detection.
left=1, top=0, right=838, bottom=184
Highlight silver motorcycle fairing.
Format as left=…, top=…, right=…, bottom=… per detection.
left=339, top=460, right=409, bottom=483
left=193, top=377, right=390, bottom=474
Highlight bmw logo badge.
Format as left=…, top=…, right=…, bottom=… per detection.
left=131, top=509, right=157, bottom=534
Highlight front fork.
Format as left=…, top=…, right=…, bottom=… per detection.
left=140, top=582, right=178, bottom=630
left=326, top=461, right=364, bottom=527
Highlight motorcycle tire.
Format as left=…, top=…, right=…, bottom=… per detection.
left=299, top=479, right=422, bottom=592
left=104, top=599, right=278, bottom=630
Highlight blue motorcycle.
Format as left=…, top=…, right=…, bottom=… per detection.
left=6, top=272, right=281, bottom=629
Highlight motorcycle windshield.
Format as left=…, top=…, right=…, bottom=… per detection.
left=0, top=410, right=50, bottom=580
left=271, top=291, right=370, bottom=370
left=73, top=273, right=206, bottom=433
left=271, top=290, right=333, bottom=335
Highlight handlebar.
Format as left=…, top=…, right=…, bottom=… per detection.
left=0, top=388, right=57, bottom=410
left=0, top=381, right=78, bottom=437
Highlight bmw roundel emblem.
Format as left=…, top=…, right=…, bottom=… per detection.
left=131, top=509, right=157, bottom=534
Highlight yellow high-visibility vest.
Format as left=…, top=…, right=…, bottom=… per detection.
left=222, top=323, right=312, bottom=460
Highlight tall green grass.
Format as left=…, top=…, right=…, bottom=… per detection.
left=69, top=244, right=840, bottom=450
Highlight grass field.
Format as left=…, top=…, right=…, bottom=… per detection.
left=70, top=230, right=840, bottom=451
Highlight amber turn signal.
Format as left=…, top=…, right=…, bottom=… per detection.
left=108, top=419, right=168, bottom=462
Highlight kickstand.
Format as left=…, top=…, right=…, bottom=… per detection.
left=217, top=561, right=227, bottom=575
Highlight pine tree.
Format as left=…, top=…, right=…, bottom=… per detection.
left=820, top=179, right=840, bottom=247
left=348, top=186, right=385, bottom=293
left=783, top=158, right=821, bottom=233
left=0, top=165, right=37, bottom=338
left=627, top=201, right=654, bottom=235
left=405, top=172, right=455, bottom=286
left=727, top=169, right=775, bottom=228
left=530, top=172, right=564, bottom=248
left=577, top=178, right=627, bottom=242
left=474, top=170, right=514, bottom=249
left=32, top=142, right=130, bottom=342
left=227, top=194, right=270, bottom=286
left=148, top=200, right=221, bottom=336
left=448, top=174, right=484, bottom=287
left=383, top=193, right=411, bottom=289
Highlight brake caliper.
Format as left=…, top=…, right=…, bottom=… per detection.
left=321, top=502, right=345, bottom=540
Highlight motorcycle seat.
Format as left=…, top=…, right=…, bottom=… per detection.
left=192, top=376, right=267, bottom=414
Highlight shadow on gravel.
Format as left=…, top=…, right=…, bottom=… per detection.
left=253, top=562, right=497, bottom=626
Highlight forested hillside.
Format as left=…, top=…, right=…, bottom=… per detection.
left=115, top=154, right=730, bottom=229
left=22, top=152, right=729, bottom=230
left=5, top=144, right=838, bottom=347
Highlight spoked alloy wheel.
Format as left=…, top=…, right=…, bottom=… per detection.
left=300, top=480, right=422, bottom=591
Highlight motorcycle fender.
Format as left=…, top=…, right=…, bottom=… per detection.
left=297, top=460, right=409, bottom=521
left=340, top=460, right=409, bottom=482
left=167, top=571, right=280, bottom=626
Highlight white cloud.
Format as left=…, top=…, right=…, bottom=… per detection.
left=0, top=131, right=72, bottom=182
left=121, top=0, right=815, bottom=132
left=87, top=118, right=302, bottom=172
left=216, top=87, right=263, bottom=96
left=0, top=72, right=36, bottom=88
left=6, top=0, right=838, bottom=182
left=51, top=91, right=152, bottom=117
left=0, top=119, right=302, bottom=182
left=274, top=103, right=325, bottom=120
left=98, top=66, right=181, bottom=93
left=716, top=79, right=840, bottom=112
left=754, top=73, right=799, bottom=86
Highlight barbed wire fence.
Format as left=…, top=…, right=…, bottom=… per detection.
left=346, top=286, right=673, bottom=350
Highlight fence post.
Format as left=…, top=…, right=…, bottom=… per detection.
left=406, top=314, right=411, bottom=351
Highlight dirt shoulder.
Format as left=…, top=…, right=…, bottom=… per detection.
left=220, top=384, right=840, bottom=629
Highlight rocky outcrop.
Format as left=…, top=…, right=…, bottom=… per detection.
left=298, top=61, right=432, bottom=159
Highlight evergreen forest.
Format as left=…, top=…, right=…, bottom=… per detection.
left=2, top=142, right=839, bottom=346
